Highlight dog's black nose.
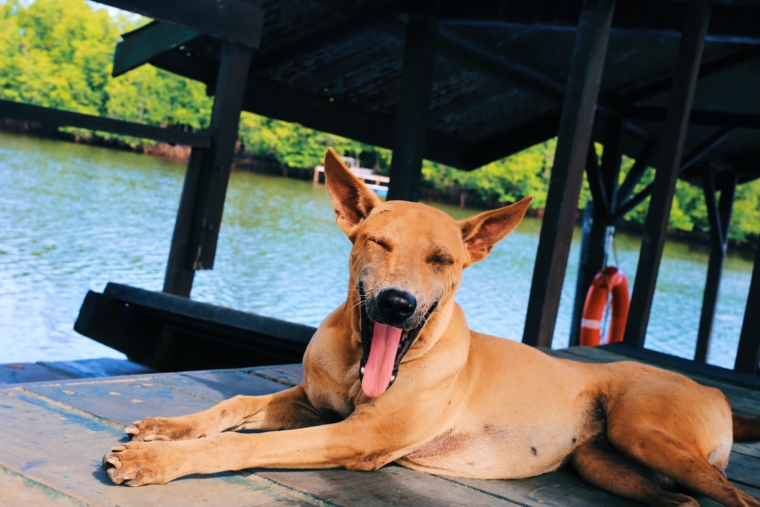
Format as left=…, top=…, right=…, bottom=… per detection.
left=377, top=289, right=417, bottom=322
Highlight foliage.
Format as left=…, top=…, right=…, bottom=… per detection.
left=0, top=0, right=758, bottom=243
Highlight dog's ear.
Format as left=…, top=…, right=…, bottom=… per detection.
left=323, top=148, right=382, bottom=235
left=458, top=196, right=532, bottom=266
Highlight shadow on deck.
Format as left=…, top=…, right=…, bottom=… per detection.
left=1, top=346, right=759, bottom=506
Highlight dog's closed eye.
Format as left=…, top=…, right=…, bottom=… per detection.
left=428, top=253, right=454, bottom=266
left=369, top=238, right=392, bottom=251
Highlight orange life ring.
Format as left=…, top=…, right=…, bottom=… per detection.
left=580, top=266, right=630, bottom=346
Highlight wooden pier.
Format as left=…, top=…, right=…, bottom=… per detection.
left=1, top=346, right=759, bottom=506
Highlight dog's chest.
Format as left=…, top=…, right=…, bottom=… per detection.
left=303, top=363, right=360, bottom=419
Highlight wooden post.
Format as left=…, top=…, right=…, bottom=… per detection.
left=568, top=117, right=624, bottom=346
left=623, top=0, right=712, bottom=347
left=694, top=170, right=737, bottom=362
left=522, top=0, right=615, bottom=348
left=386, top=16, right=439, bottom=202
left=735, top=242, right=760, bottom=375
left=569, top=201, right=596, bottom=346
left=163, top=41, right=252, bottom=296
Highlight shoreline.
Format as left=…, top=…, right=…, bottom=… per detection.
left=1, top=121, right=755, bottom=255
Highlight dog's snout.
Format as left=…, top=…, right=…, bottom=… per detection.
left=377, top=289, right=417, bottom=322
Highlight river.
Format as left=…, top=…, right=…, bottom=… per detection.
left=0, top=131, right=754, bottom=369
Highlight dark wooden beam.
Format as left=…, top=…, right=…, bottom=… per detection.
left=438, top=1, right=760, bottom=45
left=627, top=108, right=760, bottom=129
left=94, top=0, right=263, bottom=48
left=441, top=21, right=760, bottom=46
left=600, top=116, right=624, bottom=214
left=617, top=138, right=656, bottom=206
left=163, top=148, right=204, bottom=296
left=735, top=241, right=760, bottom=376
left=612, top=127, right=733, bottom=222
left=694, top=170, right=737, bottom=362
left=585, top=141, right=609, bottom=215
left=623, top=0, right=712, bottom=348
left=569, top=117, right=624, bottom=346
left=0, top=99, right=210, bottom=147
left=569, top=201, right=596, bottom=347
left=162, top=42, right=252, bottom=296
left=463, top=114, right=560, bottom=170
left=387, top=16, right=439, bottom=202
left=522, top=0, right=616, bottom=348
left=113, top=22, right=200, bottom=77
left=617, top=47, right=760, bottom=105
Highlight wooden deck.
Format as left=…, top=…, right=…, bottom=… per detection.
left=2, top=346, right=759, bottom=506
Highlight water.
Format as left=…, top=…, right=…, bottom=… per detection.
left=0, top=131, right=754, bottom=368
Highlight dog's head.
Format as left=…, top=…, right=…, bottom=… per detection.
left=323, top=148, right=531, bottom=398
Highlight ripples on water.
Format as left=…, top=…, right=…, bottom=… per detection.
left=0, top=132, right=753, bottom=368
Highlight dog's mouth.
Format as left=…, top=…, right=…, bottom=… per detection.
left=358, top=285, right=437, bottom=398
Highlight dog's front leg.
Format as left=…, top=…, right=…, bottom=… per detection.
left=126, top=386, right=325, bottom=442
left=104, top=414, right=416, bottom=486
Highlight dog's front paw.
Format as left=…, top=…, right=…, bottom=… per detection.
left=102, top=442, right=177, bottom=486
left=125, top=416, right=203, bottom=442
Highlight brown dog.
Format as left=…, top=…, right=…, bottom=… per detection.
left=103, top=148, right=760, bottom=507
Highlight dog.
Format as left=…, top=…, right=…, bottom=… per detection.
left=103, top=148, right=760, bottom=507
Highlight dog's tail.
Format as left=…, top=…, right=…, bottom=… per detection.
left=733, top=414, right=760, bottom=443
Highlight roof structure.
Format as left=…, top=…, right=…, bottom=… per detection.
left=115, top=0, right=760, bottom=185
left=4, top=0, right=757, bottom=376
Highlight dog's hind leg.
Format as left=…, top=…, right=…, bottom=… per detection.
left=126, top=386, right=328, bottom=442
left=608, top=424, right=760, bottom=507
left=571, top=440, right=698, bottom=507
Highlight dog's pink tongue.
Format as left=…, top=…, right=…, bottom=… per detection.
left=362, top=323, right=403, bottom=398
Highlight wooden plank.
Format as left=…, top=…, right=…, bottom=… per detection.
left=695, top=171, right=737, bottom=362
left=113, top=21, right=199, bottom=77
left=38, top=358, right=153, bottom=379
left=0, top=392, right=315, bottom=507
left=152, top=371, right=287, bottom=402
left=259, top=466, right=522, bottom=507
left=0, top=99, right=210, bottom=148
left=94, top=0, right=264, bottom=48
left=0, top=464, right=85, bottom=507
left=624, top=0, right=712, bottom=348
left=18, top=376, right=214, bottom=427
left=0, top=364, right=75, bottom=385
left=448, top=469, right=643, bottom=507
left=250, top=365, right=305, bottom=387
left=735, top=243, right=760, bottom=375
left=386, top=16, right=439, bottom=202
left=522, top=0, right=616, bottom=347
left=726, top=452, right=760, bottom=491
